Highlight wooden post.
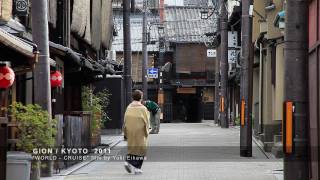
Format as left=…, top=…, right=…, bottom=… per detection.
left=0, top=89, right=8, bottom=180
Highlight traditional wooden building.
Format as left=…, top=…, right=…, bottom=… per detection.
left=112, top=0, right=160, bottom=102
left=0, top=1, right=39, bottom=178
left=1, top=0, right=115, bottom=173
left=163, top=6, right=216, bottom=122
left=47, top=0, right=114, bottom=114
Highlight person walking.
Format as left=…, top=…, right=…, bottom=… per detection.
left=123, top=90, right=150, bottom=175
left=143, top=100, right=161, bottom=134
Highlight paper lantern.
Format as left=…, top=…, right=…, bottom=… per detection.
left=0, top=66, right=15, bottom=89
left=50, top=70, right=63, bottom=88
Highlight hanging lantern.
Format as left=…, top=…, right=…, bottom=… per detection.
left=50, top=70, right=63, bottom=88
left=0, top=66, right=15, bottom=89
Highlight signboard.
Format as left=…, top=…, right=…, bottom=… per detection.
left=159, top=48, right=165, bottom=53
left=228, top=31, right=238, bottom=48
left=228, top=50, right=239, bottom=63
left=148, top=68, right=158, bottom=79
left=14, top=0, right=29, bottom=16
left=207, top=49, right=216, bottom=58
left=177, top=87, right=196, bottom=94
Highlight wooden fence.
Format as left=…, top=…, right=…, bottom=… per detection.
left=55, top=111, right=92, bottom=169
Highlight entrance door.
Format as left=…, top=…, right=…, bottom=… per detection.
left=173, top=87, right=201, bottom=123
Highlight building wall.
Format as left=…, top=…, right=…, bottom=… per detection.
left=262, top=48, right=273, bottom=127
left=273, top=43, right=284, bottom=121
left=175, top=43, right=215, bottom=74
left=252, top=0, right=284, bottom=152
left=308, top=0, right=320, bottom=178
left=266, top=0, right=283, bottom=39
left=116, top=52, right=155, bottom=83
left=252, top=0, right=266, bottom=42
left=252, top=66, right=260, bottom=135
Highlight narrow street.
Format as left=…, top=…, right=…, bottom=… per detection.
left=47, top=122, right=282, bottom=180
left=0, top=0, right=318, bottom=179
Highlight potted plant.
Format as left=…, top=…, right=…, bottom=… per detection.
left=82, top=86, right=111, bottom=147
left=10, top=102, right=57, bottom=180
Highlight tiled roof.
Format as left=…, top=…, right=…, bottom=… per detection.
left=184, top=0, right=208, bottom=7
left=164, top=6, right=217, bottom=43
left=112, top=11, right=160, bottom=52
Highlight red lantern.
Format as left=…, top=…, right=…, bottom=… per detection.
left=50, top=70, right=63, bottom=88
left=0, top=66, right=15, bottom=89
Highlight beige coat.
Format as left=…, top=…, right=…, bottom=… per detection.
left=123, top=102, right=150, bottom=156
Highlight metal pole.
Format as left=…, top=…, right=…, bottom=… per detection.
left=284, top=1, right=309, bottom=179
left=123, top=0, right=133, bottom=106
left=31, top=0, right=53, bottom=176
left=240, top=0, right=253, bottom=157
left=219, top=0, right=229, bottom=128
left=142, top=0, right=148, bottom=100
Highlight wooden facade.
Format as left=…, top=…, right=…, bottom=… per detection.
left=308, top=0, right=320, bottom=179
left=175, top=43, right=215, bottom=77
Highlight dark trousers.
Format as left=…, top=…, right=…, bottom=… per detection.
left=126, top=154, right=144, bottom=169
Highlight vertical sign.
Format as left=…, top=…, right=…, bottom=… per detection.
left=228, top=31, right=238, bottom=48
left=207, top=49, right=217, bottom=57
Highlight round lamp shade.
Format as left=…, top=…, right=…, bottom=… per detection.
left=50, top=70, right=63, bottom=87
left=0, top=66, right=15, bottom=89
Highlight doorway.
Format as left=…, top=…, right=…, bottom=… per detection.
left=173, top=88, right=201, bottom=123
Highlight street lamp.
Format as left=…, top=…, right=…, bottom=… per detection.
left=158, top=26, right=165, bottom=37
left=200, top=6, right=219, bottom=20
left=200, top=10, right=209, bottom=19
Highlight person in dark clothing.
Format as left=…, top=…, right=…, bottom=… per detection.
left=143, top=100, right=161, bottom=134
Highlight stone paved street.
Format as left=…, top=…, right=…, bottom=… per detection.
left=44, top=122, right=283, bottom=180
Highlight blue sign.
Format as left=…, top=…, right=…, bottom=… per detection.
left=148, top=68, right=158, bottom=79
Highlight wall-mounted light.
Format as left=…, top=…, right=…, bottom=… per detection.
left=200, top=10, right=209, bottom=19
left=158, top=26, right=165, bottom=37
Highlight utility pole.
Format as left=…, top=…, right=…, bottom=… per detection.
left=283, top=1, right=309, bottom=179
left=64, top=0, right=71, bottom=47
left=214, top=46, right=220, bottom=125
left=240, top=0, right=253, bottom=157
left=157, top=0, right=165, bottom=120
left=0, top=88, right=8, bottom=180
left=214, top=16, right=221, bottom=125
left=219, top=0, right=229, bottom=128
left=123, top=0, right=133, bottom=106
left=31, top=0, right=52, bottom=177
left=142, top=0, right=148, bottom=100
